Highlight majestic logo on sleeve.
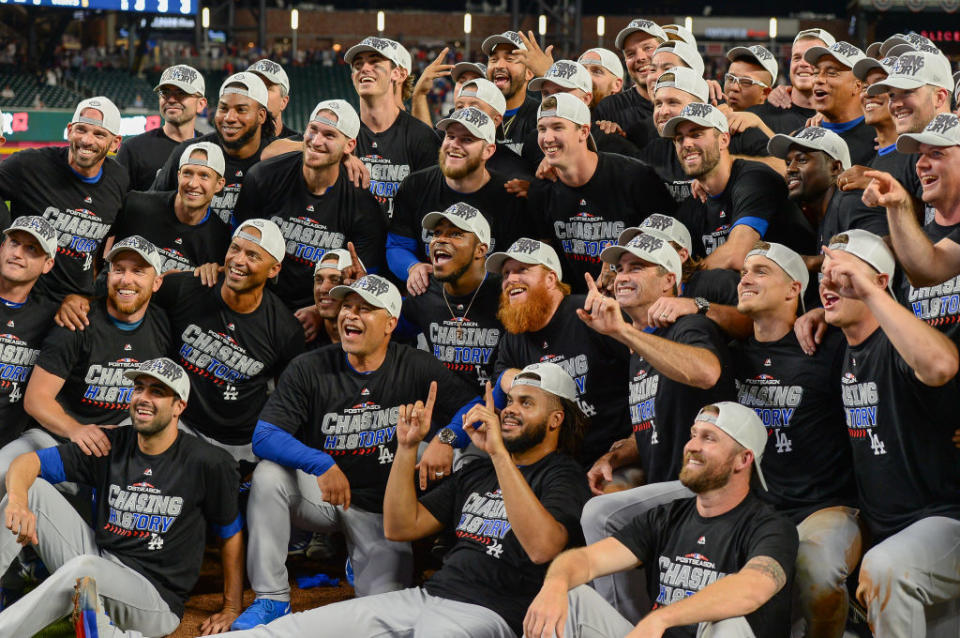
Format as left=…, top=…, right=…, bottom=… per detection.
left=42, top=206, right=111, bottom=269
left=320, top=399, right=398, bottom=462
left=455, top=489, right=512, bottom=555
left=83, top=359, right=141, bottom=410
left=271, top=215, right=345, bottom=266
left=840, top=372, right=886, bottom=455
left=178, top=325, right=265, bottom=392
left=106, top=482, right=183, bottom=540
left=656, top=553, right=728, bottom=607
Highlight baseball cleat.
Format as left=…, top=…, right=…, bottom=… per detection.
left=230, top=598, right=291, bottom=630
left=72, top=576, right=99, bottom=638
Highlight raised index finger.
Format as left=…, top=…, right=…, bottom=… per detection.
left=583, top=271, right=600, bottom=295
left=483, top=381, right=494, bottom=410
left=424, top=380, right=438, bottom=415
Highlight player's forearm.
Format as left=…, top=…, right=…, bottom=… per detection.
left=5, top=453, right=41, bottom=508
left=866, top=288, right=959, bottom=386
left=615, top=324, right=721, bottom=389
left=646, top=570, right=775, bottom=629
left=382, top=444, right=422, bottom=540
left=705, top=303, right=753, bottom=340
left=541, top=547, right=596, bottom=590
left=703, top=243, right=746, bottom=271
left=219, top=531, right=244, bottom=612
left=887, top=202, right=952, bottom=286
left=490, top=451, right=568, bottom=564
left=410, top=94, right=433, bottom=128
left=23, top=392, right=85, bottom=439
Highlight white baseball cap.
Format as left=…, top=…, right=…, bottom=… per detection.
left=767, top=126, right=852, bottom=170
left=247, top=59, right=290, bottom=94
left=794, top=28, right=836, bottom=47
left=481, top=31, right=527, bottom=55
left=330, top=274, right=402, bottom=318
left=654, top=41, right=705, bottom=77
left=219, top=72, right=269, bottom=109
left=726, top=45, right=778, bottom=84
left=577, top=48, right=624, bottom=81
left=178, top=142, right=226, bottom=177
left=106, top=235, right=164, bottom=274
left=803, top=41, right=866, bottom=70
left=486, top=238, right=563, bottom=280
left=879, top=32, right=935, bottom=58
left=309, top=99, right=361, bottom=140
left=615, top=19, right=667, bottom=50
left=662, top=24, right=697, bottom=46
left=422, top=202, right=491, bottom=246
left=437, top=106, right=497, bottom=144
left=512, top=362, right=578, bottom=402
left=4, top=215, right=58, bottom=259
left=865, top=42, right=883, bottom=59
left=826, top=229, right=896, bottom=294
left=345, top=36, right=407, bottom=68
left=654, top=66, right=709, bottom=102
left=661, top=102, right=729, bottom=138
left=694, top=402, right=769, bottom=491
left=233, top=219, right=286, bottom=264
left=619, top=214, right=693, bottom=253
left=124, top=357, right=190, bottom=402
left=866, top=51, right=955, bottom=96
left=600, top=232, right=683, bottom=284
left=529, top=60, right=593, bottom=94
left=71, top=97, right=122, bottom=136
left=537, top=92, right=591, bottom=126
left=852, top=55, right=897, bottom=82
left=897, top=113, right=960, bottom=153
left=458, top=78, right=507, bottom=116
left=451, top=62, right=487, bottom=84
left=314, top=248, right=359, bottom=275
left=745, top=242, right=810, bottom=311
left=154, top=64, right=205, bottom=95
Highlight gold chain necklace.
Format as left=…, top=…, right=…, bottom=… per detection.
left=441, top=273, right=487, bottom=340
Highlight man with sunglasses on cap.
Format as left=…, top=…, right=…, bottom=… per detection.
left=248, top=58, right=298, bottom=139
left=150, top=219, right=304, bottom=464
left=819, top=229, right=960, bottom=637
left=664, top=103, right=815, bottom=268
left=152, top=73, right=275, bottom=226
left=231, top=274, right=480, bottom=629
left=593, top=19, right=667, bottom=133
left=344, top=36, right=440, bottom=219
left=0, top=97, right=127, bottom=309
left=525, top=401, right=798, bottom=638
left=233, top=99, right=386, bottom=317
left=117, top=64, right=206, bottom=191
left=0, top=357, right=242, bottom=637
left=482, top=30, right=539, bottom=156
left=389, top=106, right=531, bottom=296
left=734, top=241, right=860, bottom=638
left=528, top=93, right=674, bottom=294
left=112, top=142, right=231, bottom=276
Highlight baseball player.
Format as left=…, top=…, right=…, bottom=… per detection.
left=0, top=357, right=241, bottom=637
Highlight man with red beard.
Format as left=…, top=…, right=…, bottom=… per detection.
left=481, top=238, right=631, bottom=467
left=0, top=236, right=171, bottom=498
left=387, top=107, right=531, bottom=296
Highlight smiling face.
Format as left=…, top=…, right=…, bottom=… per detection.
left=790, top=37, right=827, bottom=93
left=337, top=292, right=396, bottom=356
left=537, top=116, right=589, bottom=169
left=0, top=230, right=53, bottom=285
left=303, top=117, right=356, bottom=170
left=673, top=121, right=725, bottom=178
left=888, top=85, right=940, bottom=135
left=429, top=219, right=484, bottom=282
left=622, top=32, right=662, bottom=91
left=106, top=252, right=160, bottom=317
left=351, top=51, right=400, bottom=99
left=915, top=142, right=960, bottom=208
left=811, top=56, right=861, bottom=119
left=784, top=147, right=838, bottom=203
left=497, top=260, right=560, bottom=334
left=737, top=253, right=800, bottom=316
left=177, top=153, right=225, bottom=212
left=313, top=265, right=345, bottom=320
left=679, top=419, right=746, bottom=493
left=130, top=376, right=184, bottom=436
left=500, top=385, right=562, bottom=454
left=861, top=69, right=892, bottom=128
left=157, top=85, right=205, bottom=126
left=214, top=93, right=266, bottom=151
left=613, top=252, right=673, bottom=309
left=819, top=251, right=874, bottom=328
left=439, top=122, right=492, bottom=180
left=67, top=110, right=120, bottom=173
left=487, top=45, right=530, bottom=100
left=653, top=86, right=695, bottom=133
left=223, top=229, right=281, bottom=295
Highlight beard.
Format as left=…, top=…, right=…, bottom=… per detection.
left=498, top=284, right=556, bottom=334
left=130, top=402, right=173, bottom=437
left=439, top=147, right=484, bottom=180
left=679, top=452, right=734, bottom=493
left=219, top=122, right=258, bottom=151
left=682, top=144, right=721, bottom=179
left=108, top=285, right=151, bottom=317
left=502, top=417, right=548, bottom=454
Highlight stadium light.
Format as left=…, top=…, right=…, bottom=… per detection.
left=377, top=11, right=385, bottom=34
left=769, top=17, right=778, bottom=39
left=291, top=9, right=299, bottom=30
left=201, top=7, right=209, bottom=29
left=538, top=14, right=547, bottom=44
left=596, top=16, right=605, bottom=46
left=464, top=13, right=472, bottom=35
left=684, top=16, right=693, bottom=32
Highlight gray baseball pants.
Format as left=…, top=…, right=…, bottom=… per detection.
left=246, top=460, right=412, bottom=599
left=179, top=420, right=256, bottom=464
left=0, top=480, right=180, bottom=637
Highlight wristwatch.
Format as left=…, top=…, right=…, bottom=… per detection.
left=694, top=297, right=710, bottom=315
left=437, top=428, right=458, bottom=446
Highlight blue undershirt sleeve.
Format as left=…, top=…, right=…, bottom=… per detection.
left=251, top=421, right=335, bottom=476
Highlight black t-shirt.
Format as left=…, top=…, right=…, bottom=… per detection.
left=675, top=160, right=816, bottom=260
left=421, top=452, right=590, bottom=636
left=0, top=147, right=128, bottom=301
left=824, top=119, right=876, bottom=167
left=818, top=189, right=889, bottom=250
left=486, top=142, right=534, bottom=180
left=153, top=273, right=304, bottom=444
left=630, top=315, right=735, bottom=484
left=732, top=329, right=856, bottom=522
left=593, top=87, right=653, bottom=133
left=518, top=124, right=642, bottom=173
left=869, top=149, right=923, bottom=200
left=116, top=127, right=199, bottom=192
left=614, top=493, right=798, bottom=638
left=682, top=269, right=740, bottom=306
left=497, top=95, right=540, bottom=157
left=36, top=301, right=171, bottom=426
left=402, top=275, right=504, bottom=389
left=355, top=110, right=440, bottom=219
left=55, top=427, right=239, bottom=616
left=390, top=166, right=533, bottom=262
left=494, top=295, right=631, bottom=465
left=232, top=152, right=387, bottom=310
left=279, top=122, right=300, bottom=139
left=0, top=296, right=58, bottom=445
left=260, top=341, right=478, bottom=512
left=528, top=152, right=676, bottom=293
left=113, top=191, right=231, bottom=273
left=151, top=131, right=273, bottom=225
left=840, top=328, right=960, bottom=539
left=747, top=102, right=815, bottom=136
left=895, top=220, right=960, bottom=343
